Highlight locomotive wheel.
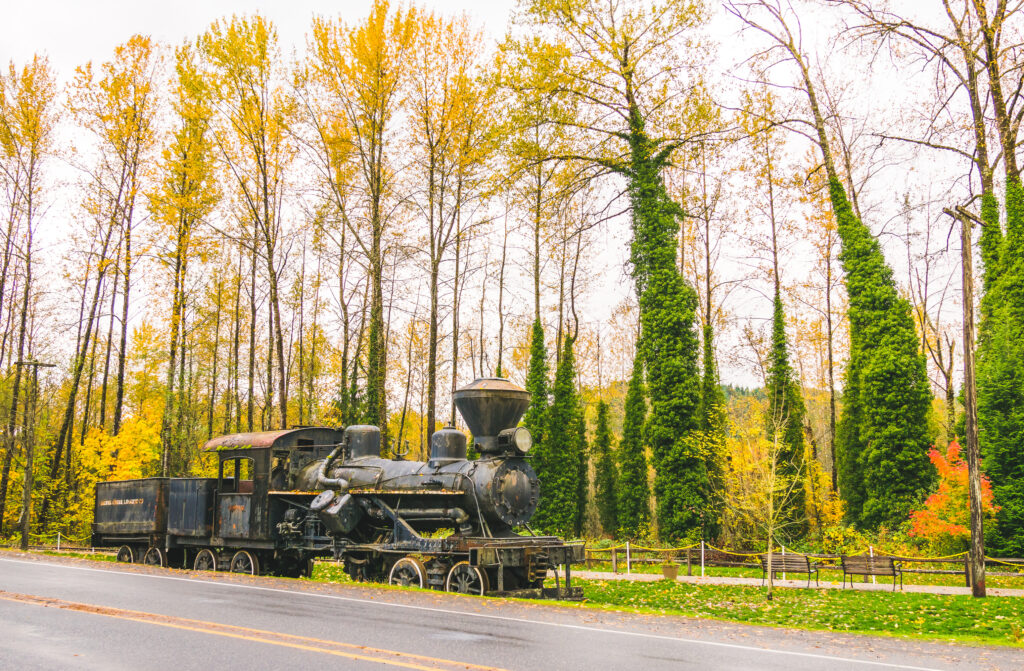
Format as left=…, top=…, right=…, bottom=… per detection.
left=445, top=562, right=489, bottom=596
left=193, top=549, right=217, bottom=572
left=229, top=550, right=260, bottom=575
left=143, top=547, right=165, bottom=567
left=388, top=557, right=426, bottom=588
left=116, top=545, right=134, bottom=563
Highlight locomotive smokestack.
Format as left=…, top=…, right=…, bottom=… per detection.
left=452, top=378, right=529, bottom=454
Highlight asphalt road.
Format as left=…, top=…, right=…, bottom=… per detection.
left=1, top=553, right=1021, bottom=671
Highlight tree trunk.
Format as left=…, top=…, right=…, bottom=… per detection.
left=99, top=254, right=120, bottom=428
left=247, top=244, right=256, bottom=432
left=112, top=217, right=131, bottom=435
left=208, top=277, right=222, bottom=440
left=162, top=229, right=184, bottom=475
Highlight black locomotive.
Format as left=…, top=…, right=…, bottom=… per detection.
left=92, top=378, right=584, bottom=598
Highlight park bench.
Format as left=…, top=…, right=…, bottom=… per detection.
left=841, top=555, right=903, bottom=590
left=759, top=553, right=819, bottom=587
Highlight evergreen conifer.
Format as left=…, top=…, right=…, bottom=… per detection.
left=617, top=353, right=651, bottom=538
left=522, top=319, right=549, bottom=450
left=764, top=290, right=808, bottom=538
left=977, top=180, right=1024, bottom=554
left=627, top=114, right=708, bottom=542
left=532, top=335, right=583, bottom=536
left=829, top=178, right=934, bottom=529
left=592, top=399, right=618, bottom=536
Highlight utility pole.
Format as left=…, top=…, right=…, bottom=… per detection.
left=18, top=359, right=55, bottom=552
left=948, top=206, right=986, bottom=597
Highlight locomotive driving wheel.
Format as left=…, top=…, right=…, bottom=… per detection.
left=444, top=561, right=489, bottom=596
left=229, top=550, right=260, bottom=575
left=193, top=549, right=217, bottom=572
left=143, top=547, right=165, bottom=567
left=116, top=545, right=134, bottom=563
left=388, top=557, right=427, bottom=588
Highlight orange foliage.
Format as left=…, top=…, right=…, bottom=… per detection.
left=908, top=440, right=998, bottom=543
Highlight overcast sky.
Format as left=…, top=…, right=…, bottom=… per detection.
left=1, top=1, right=515, bottom=77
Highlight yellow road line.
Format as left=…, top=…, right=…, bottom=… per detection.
left=0, top=590, right=504, bottom=671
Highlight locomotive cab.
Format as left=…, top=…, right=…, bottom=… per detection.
left=202, top=427, right=345, bottom=542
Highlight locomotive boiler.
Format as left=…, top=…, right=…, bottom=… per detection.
left=91, top=377, right=584, bottom=599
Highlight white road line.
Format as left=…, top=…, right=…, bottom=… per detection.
left=0, top=557, right=947, bottom=671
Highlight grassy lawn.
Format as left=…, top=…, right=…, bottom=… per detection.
left=572, top=577, right=1024, bottom=647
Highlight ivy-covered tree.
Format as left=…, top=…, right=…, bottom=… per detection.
left=573, top=406, right=589, bottom=538
left=504, top=0, right=714, bottom=542
left=764, top=291, right=808, bottom=539
left=828, top=178, right=934, bottom=530
left=532, top=335, right=583, bottom=536
left=522, top=319, right=549, bottom=447
left=977, top=180, right=1024, bottom=555
left=592, top=399, right=618, bottom=536
left=630, top=138, right=708, bottom=541
left=617, top=353, right=651, bottom=538
left=729, top=3, right=935, bottom=531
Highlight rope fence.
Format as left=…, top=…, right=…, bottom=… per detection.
left=583, top=541, right=1024, bottom=584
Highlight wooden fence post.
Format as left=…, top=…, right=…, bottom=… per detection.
left=686, top=548, right=692, bottom=576
left=700, top=541, right=705, bottom=578
left=626, top=541, right=631, bottom=575
left=612, top=548, right=618, bottom=574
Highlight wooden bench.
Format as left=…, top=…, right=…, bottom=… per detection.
left=759, top=553, right=819, bottom=587
left=841, top=555, right=903, bottom=590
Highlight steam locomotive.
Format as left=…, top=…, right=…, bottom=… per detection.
left=92, top=378, right=584, bottom=598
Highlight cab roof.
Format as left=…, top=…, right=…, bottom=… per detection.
left=202, top=427, right=344, bottom=452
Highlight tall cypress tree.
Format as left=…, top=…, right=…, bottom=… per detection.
left=627, top=110, right=707, bottom=542
left=573, top=406, right=589, bottom=538
left=522, top=319, right=549, bottom=449
left=978, top=180, right=1024, bottom=554
left=764, top=291, right=808, bottom=538
left=617, top=353, right=651, bottom=538
left=829, top=178, right=934, bottom=529
left=532, top=335, right=582, bottom=536
left=592, top=399, right=618, bottom=536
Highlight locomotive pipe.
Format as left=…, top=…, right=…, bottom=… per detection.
left=316, top=444, right=349, bottom=490
left=398, top=508, right=472, bottom=534
left=398, top=508, right=469, bottom=523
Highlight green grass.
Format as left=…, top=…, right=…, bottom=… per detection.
left=581, top=561, right=1024, bottom=589
left=570, top=577, right=1024, bottom=646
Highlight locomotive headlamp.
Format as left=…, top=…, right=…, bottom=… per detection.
left=497, top=426, right=532, bottom=455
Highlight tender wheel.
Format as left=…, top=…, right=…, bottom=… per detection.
left=445, top=561, right=489, bottom=596
left=229, top=550, right=260, bottom=575
left=143, top=547, right=165, bottom=567
left=116, top=545, right=134, bottom=563
left=194, top=549, right=217, bottom=572
left=389, top=557, right=426, bottom=588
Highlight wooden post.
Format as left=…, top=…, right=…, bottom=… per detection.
left=965, top=553, right=972, bottom=588
left=958, top=208, right=986, bottom=598
left=625, top=541, right=631, bottom=575
left=700, top=541, right=705, bottom=578
left=612, top=547, right=618, bottom=573
left=686, top=548, right=692, bottom=576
